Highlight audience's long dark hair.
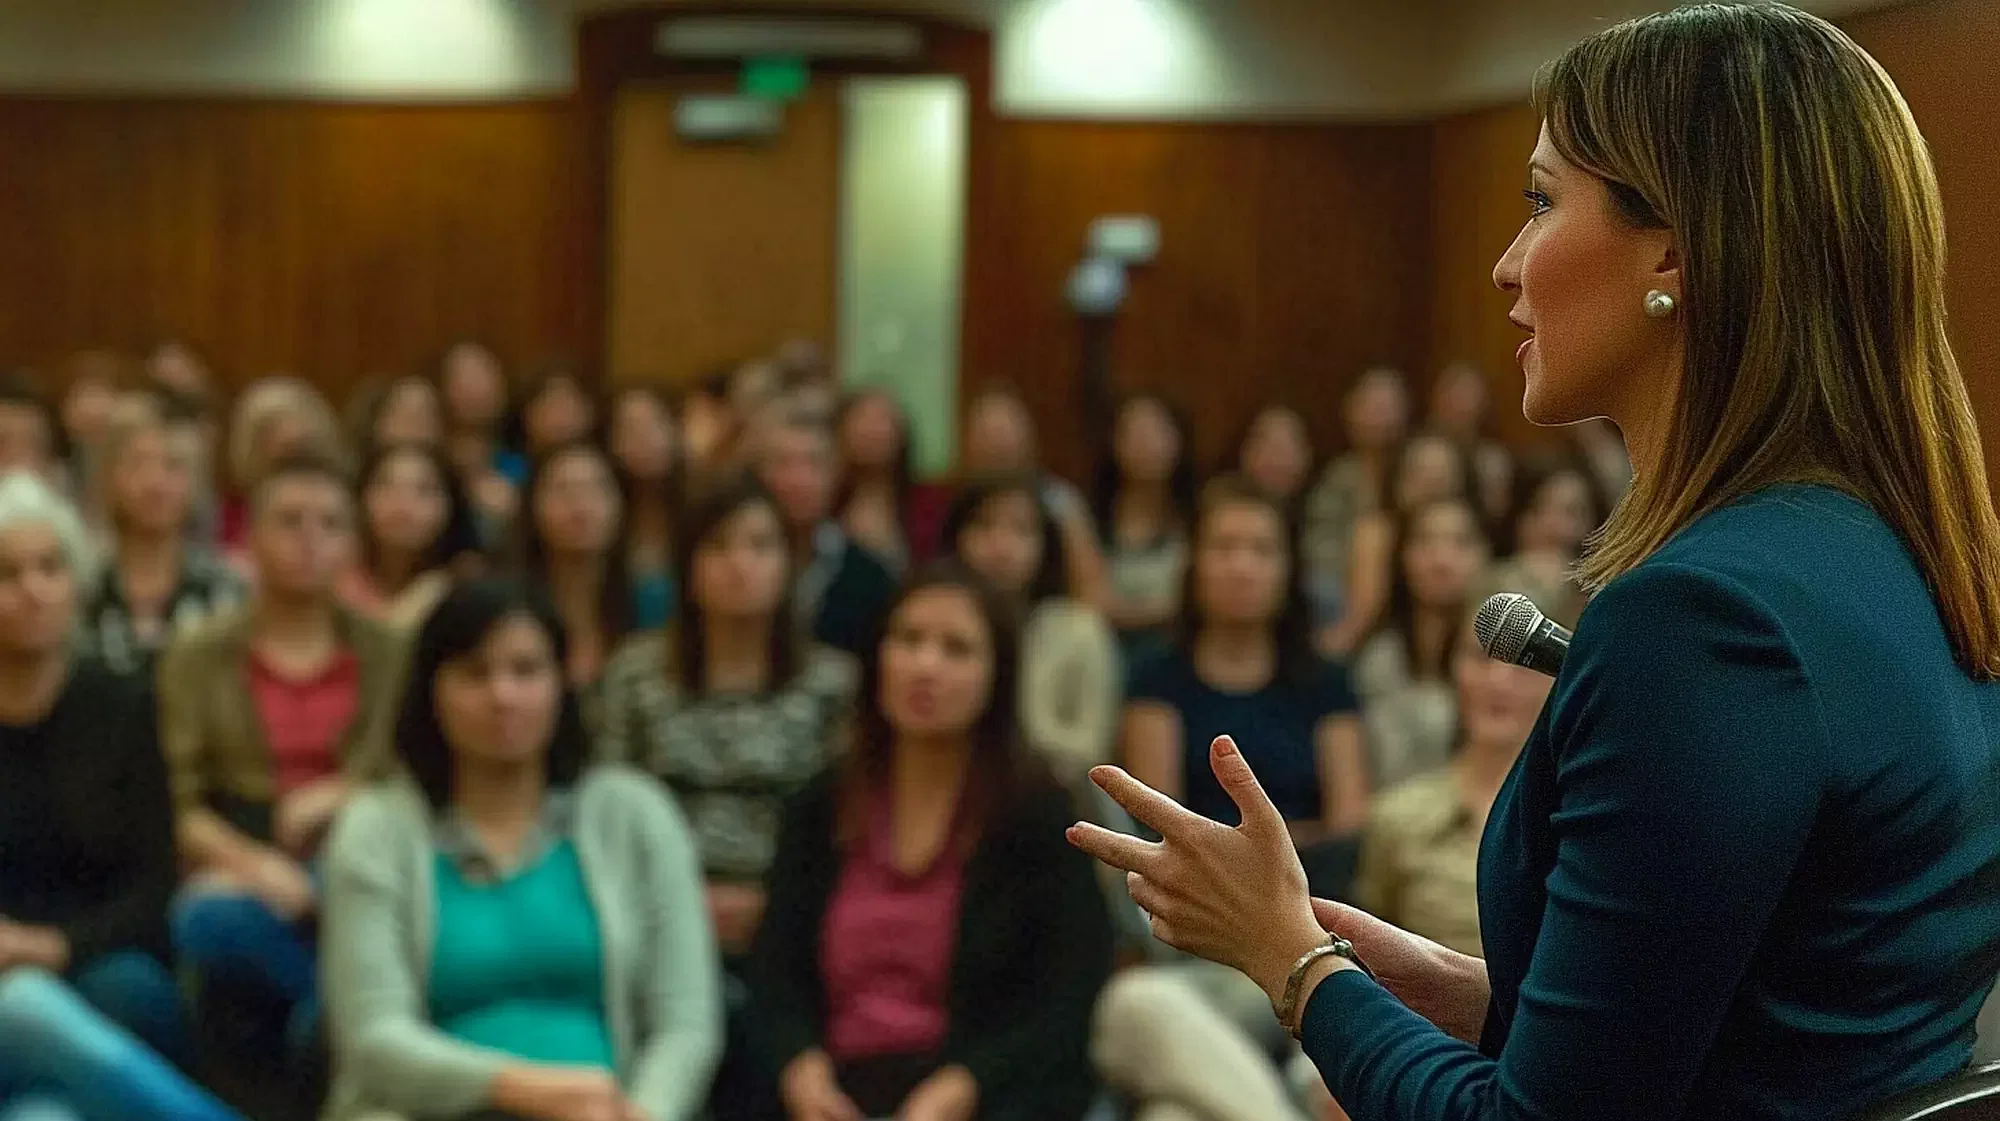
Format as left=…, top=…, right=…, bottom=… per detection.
left=396, top=579, right=588, bottom=810
left=517, top=439, right=635, bottom=643
left=832, top=388, right=915, bottom=530
left=940, top=472, right=1070, bottom=606
left=1174, top=475, right=1321, bottom=691
left=355, top=442, right=481, bottom=586
left=669, top=473, right=805, bottom=694
left=1375, top=495, right=1490, bottom=682
left=839, top=562, right=1046, bottom=846
left=1498, top=450, right=1612, bottom=559
left=1090, top=392, right=1198, bottom=541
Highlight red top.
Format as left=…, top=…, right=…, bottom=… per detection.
left=247, top=647, right=359, bottom=796
left=819, top=795, right=966, bottom=1062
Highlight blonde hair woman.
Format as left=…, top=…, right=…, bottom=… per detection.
left=220, top=377, right=345, bottom=551
left=1071, top=7, right=2000, bottom=1120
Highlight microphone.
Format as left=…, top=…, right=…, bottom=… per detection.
left=1475, top=593, right=1572, bottom=678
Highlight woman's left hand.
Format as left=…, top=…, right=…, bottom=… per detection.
left=1067, top=735, right=1333, bottom=1006
left=895, top=1064, right=977, bottom=1121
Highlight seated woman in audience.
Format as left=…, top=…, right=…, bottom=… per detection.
left=217, top=377, right=345, bottom=555
left=513, top=365, right=600, bottom=464
left=1488, top=451, right=1611, bottom=627
left=1424, top=361, right=1513, bottom=526
left=0, top=473, right=251, bottom=1121
left=1230, top=404, right=1317, bottom=512
left=79, top=396, right=243, bottom=675
left=1092, top=393, right=1198, bottom=661
left=322, top=579, right=722, bottom=1121
left=162, top=455, right=404, bottom=1062
left=1125, top=476, right=1368, bottom=882
left=518, top=441, right=637, bottom=721
left=338, top=442, right=481, bottom=631
left=607, top=385, right=682, bottom=630
left=353, top=373, right=445, bottom=455
left=1355, top=578, right=1559, bottom=958
left=1319, top=430, right=1481, bottom=655
left=1301, top=368, right=1410, bottom=630
left=942, top=472, right=1119, bottom=777
left=751, top=564, right=1114, bottom=1121
left=958, top=382, right=1106, bottom=608
left=834, top=388, right=945, bottom=574
left=597, top=476, right=856, bottom=1121
left=436, top=341, right=523, bottom=535
left=56, top=349, right=125, bottom=515
left=1350, top=496, right=1491, bottom=788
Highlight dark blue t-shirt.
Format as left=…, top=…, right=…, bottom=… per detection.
left=1129, top=648, right=1358, bottom=825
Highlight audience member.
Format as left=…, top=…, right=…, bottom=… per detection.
left=56, top=349, right=126, bottom=507
left=959, top=382, right=1107, bottom=609
left=755, top=410, right=896, bottom=658
left=0, top=473, right=254, bottom=1121
left=1354, top=580, right=1557, bottom=957
left=598, top=476, right=855, bottom=942
left=436, top=341, right=523, bottom=534
left=1231, top=404, right=1317, bottom=511
left=352, top=373, right=444, bottom=455
left=338, top=442, right=479, bottom=631
left=220, top=377, right=344, bottom=552
left=1489, top=451, right=1610, bottom=627
left=1301, top=367, right=1410, bottom=629
left=514, top=364, right=599, bottom=463
left=160, top=454, right=403, bottom=1058
left=595, top=477, right=857, bottom=1121
left=0, top=372, right=64, bottom=485
left=80, top=397, right=243, bottom=675
left=1094, top=393, right=1198, bottom=660
left=942, top=472, right=1119, bottom=777
left=321, top=579, right=722, bottom=1121
left=680, top=371, right=737, bottom=478
left=1124, top=477, right=1367, bottom=883
left=1425, top=361, right=1514, bottom=525
left=750, top=564, right=1114, bottom=1121
left=833, top=388, right=920, bottom=574
left=607, top=385, right=682, bottom=629
left=517, top=441, right=635, bottom=714
left=143, top=339, right=213, bottom=401
left=1321, top=430, right=1482, bottom=655
left=1351, top=496, right=1492, bottom=788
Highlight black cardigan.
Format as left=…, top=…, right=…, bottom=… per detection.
left=749, top=770, right=1115, bottom=1121
left=0, top=658, right=176, bottom=966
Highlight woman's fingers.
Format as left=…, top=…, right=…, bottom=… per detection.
left=1209, top=736, right=1288, bottom=839
left=1066, top=821, right=1159, bottom=873
left=1088, top=764, right=1208, bottom=840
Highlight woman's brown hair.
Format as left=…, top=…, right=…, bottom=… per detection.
left=1539, top=3, right=2000, bottom=675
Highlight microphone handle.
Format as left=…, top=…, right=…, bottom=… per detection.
left=1520, top=617, right=1573, bottom=677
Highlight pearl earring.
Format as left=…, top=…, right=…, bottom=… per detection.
left=1644, top=290, right=1678, bottom=319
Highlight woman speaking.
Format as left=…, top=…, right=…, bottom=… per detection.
left=1070, top=6, right=2000, bottom=1120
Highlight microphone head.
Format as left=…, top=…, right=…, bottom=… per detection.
left=1475, top=592, right=1546, bottom=666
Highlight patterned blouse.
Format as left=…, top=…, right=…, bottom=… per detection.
left=79, top=550, right=245, bottom=676
left=594, top=633, right=857, bottom=883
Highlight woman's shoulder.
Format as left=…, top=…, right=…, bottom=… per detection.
left=797, top=643, right=860, bottom=696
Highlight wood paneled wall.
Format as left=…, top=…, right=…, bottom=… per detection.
left=0, top=99, right=589, bottom=400
left=964, top=120, right=1434, bottom=481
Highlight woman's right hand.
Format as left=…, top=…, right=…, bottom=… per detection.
left=1310, top=898, right=1491, bottom=1044
left=780, top=1049, right=864, bottom=1121
left=492, top=1064, right=633, bottom=1121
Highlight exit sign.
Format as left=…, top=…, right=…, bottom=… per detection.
left=741, top=55, right=808, bottom=100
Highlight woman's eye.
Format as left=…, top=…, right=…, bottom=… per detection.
left=1523, top=189, right=1553, bottom=217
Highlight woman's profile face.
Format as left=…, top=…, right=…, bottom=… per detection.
left=1494, top=125, right=1681, bottom=428
left=435, top=612, right=563, bottom=767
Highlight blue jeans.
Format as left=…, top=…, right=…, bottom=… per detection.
left=171, top=891, right=317, bottom=1023
left=0, top=967, right=246, bottom=1121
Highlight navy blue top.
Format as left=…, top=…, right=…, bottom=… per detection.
left=1130, top=648, right=1358, bottom=824
left=1303, top=485, right=2000, bottom=1120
